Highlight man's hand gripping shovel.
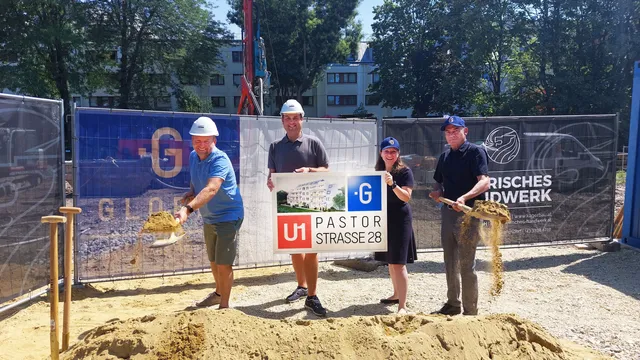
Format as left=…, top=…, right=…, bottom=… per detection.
left=436, top=197, right=511, bottom=223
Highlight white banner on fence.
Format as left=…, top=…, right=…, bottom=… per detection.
left=238, top=116, right=378, bottom=263
left=271, top=172, right=387, bottom=254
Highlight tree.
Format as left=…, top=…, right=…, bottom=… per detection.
left=0, top=0, right=88, bottom=154
left=332, top=188, right=345, bottom=210
left=369, top=0, right=482, bottom=117
left=461, top=0, right=536, bottom=115
left=84, top=0, right=230, bottom=109
left=175, top=88, right=212, bottom=113
left=227, top=0, right=362, bottom=103
left=352, top=102, right=370, bottom=118
left=276, top=190, right=288, bottom=205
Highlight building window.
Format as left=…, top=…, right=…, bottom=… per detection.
left=234, top=96, right=241, bottom=108
left=233, top=74, right=243, bottom=86
left=365, top=95, right=381, bottom=106
left=327, top=73, right=357, bottom=84
left=210, top=74, right=224, bottom=85
left=95, top=96, right=117, bottom=108
left=72, top=96, right=81, bottom=105
left=302, top=96, right=314, bottom=106
left=154, top=96, right=172, bottom=111
left=232, top=51, right=242, bottom=63
left=211, top=96, right=226, bottom=108
left=327, top=95, right=357, bottom=106
left=371, top=73, right=380, bottom=83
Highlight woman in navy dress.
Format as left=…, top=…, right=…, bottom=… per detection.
left=375, top=137, right=417, bottom=314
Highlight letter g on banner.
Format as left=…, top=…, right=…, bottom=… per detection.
left=347, top=175, right=382, bottom=211
left=139, top=127, right=183, bottom=178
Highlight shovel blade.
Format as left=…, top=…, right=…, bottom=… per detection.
left=149, top=231, right=186, bottom=248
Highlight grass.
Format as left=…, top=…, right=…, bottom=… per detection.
left=616, top=170, right=626, bottom=185
left=277, top=205, right=318, bottom=213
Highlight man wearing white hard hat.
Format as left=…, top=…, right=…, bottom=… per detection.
left=175, top=116, right=244, bottom=309
left=267, top=99, right=329, bottom=317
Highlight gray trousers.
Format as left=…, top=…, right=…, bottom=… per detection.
left=440, top=206, right=480, bottom=314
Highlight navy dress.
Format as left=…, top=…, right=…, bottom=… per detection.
left=375, top=167, right=418, bottom=264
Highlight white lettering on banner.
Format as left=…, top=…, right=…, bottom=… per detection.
left=284, top=223, right=306, bottom=242
left=488, top=175, right=553, bottom=205
left=358, top=183, right=372, bottom=204
left=488, top=189, right=552, bottom=203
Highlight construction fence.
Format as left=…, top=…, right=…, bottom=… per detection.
left=1, top=102, right=619, bottom=299
left=0, top=94, right=66, bottom=304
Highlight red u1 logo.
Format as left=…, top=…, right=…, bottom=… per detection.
left=277, top=215, right=312, bottom=249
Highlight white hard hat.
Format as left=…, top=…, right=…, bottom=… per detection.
left=189, top=116, right=219, bottom=136
left=280, top=99, right=305, bottom=117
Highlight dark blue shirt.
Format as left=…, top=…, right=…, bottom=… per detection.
left=433, top=141, right=489, bottom=207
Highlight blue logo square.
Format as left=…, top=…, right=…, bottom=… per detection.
left=347, top=175, right=382, bottom=211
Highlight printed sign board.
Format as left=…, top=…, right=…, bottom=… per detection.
left=271, top=172, right=387, bottom=254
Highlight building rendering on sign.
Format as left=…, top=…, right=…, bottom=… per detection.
left=287, top=179, right=343, bottom=211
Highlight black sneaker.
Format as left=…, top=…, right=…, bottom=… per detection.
left=285, top=286, right=308, bottom=303
left=431, top=303, right=462, bottom=316
left=304, top=295, right=327, bottom=317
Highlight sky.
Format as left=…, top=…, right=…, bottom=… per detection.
left=208, top=0, right=385, bottom=40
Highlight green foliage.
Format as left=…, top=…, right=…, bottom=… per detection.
left=276, top=190, right=289, bottom=205
left=175, top=88, right=212, bottom=113
left=352, top=103, right=370, bottom=118
left=332, top=188, right=345, bottom=210
left=370, top=0, right=640, bottom=148
left=82, top=0, right=230, bottom=109
left=616, top=171, right=626, bottom=185
left=227, top=0, right=362, bottom=101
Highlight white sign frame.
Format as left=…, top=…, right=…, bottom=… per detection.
left=271, top=171, right=388, bottom=254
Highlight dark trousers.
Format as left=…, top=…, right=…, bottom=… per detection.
left=440, top=206, right=481, bottom=314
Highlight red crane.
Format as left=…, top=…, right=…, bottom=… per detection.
left=237, top=0, right=268, bottom=115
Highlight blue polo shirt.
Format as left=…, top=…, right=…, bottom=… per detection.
left=433, top=141, right=489, bottom=207
left=189, top=147, right=244, bottom=224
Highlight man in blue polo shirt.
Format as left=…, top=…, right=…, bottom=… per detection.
left=175, top=116, right=244, bottom=309
left=429, top=115, right=490, bottom=316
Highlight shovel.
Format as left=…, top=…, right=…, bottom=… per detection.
left=149, top=229, right=186, bottom=248
left=438, top=197, right=510, bottom=223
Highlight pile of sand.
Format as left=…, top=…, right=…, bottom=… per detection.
left=141, top=211, right=183, bottom=233
left=62, top=310, right=609, bottom=360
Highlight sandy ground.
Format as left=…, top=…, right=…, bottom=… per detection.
left=0, top=244, right=638, bottom=359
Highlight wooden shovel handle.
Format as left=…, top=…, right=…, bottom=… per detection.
left=437, top=197, right=473, bottom=213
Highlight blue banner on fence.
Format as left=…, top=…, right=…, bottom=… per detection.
left=74, top=109, right=241, bottom=281
left=75, top=109, right=240, bottom=197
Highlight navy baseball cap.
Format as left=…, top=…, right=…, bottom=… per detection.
left=440, top=115, right=466, bottom=131
left=380, top=137, right=400, bottom=151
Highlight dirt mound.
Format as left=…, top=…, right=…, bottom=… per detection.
left=62, top=310, right=610, bottom=360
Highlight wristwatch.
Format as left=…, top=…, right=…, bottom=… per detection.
left=391, top=181, right=397, bottom=189
left=183, top=205, right=194, bottom=214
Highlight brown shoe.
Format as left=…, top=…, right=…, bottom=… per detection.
left=196, top=292, right=221, bottom=307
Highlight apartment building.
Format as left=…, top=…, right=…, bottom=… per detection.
left=287, top=179, right=343, bottom=211
left=66, top=42, right=413, bottom=118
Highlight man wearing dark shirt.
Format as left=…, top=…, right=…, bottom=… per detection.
left=267, top=99, right=329, bottom=317
left=429, top=115, right=490, bottom=316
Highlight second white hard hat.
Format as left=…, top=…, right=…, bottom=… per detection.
left=280, top=99, right=305, bottom=117
left=189, top=116, right=219, bottom=136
